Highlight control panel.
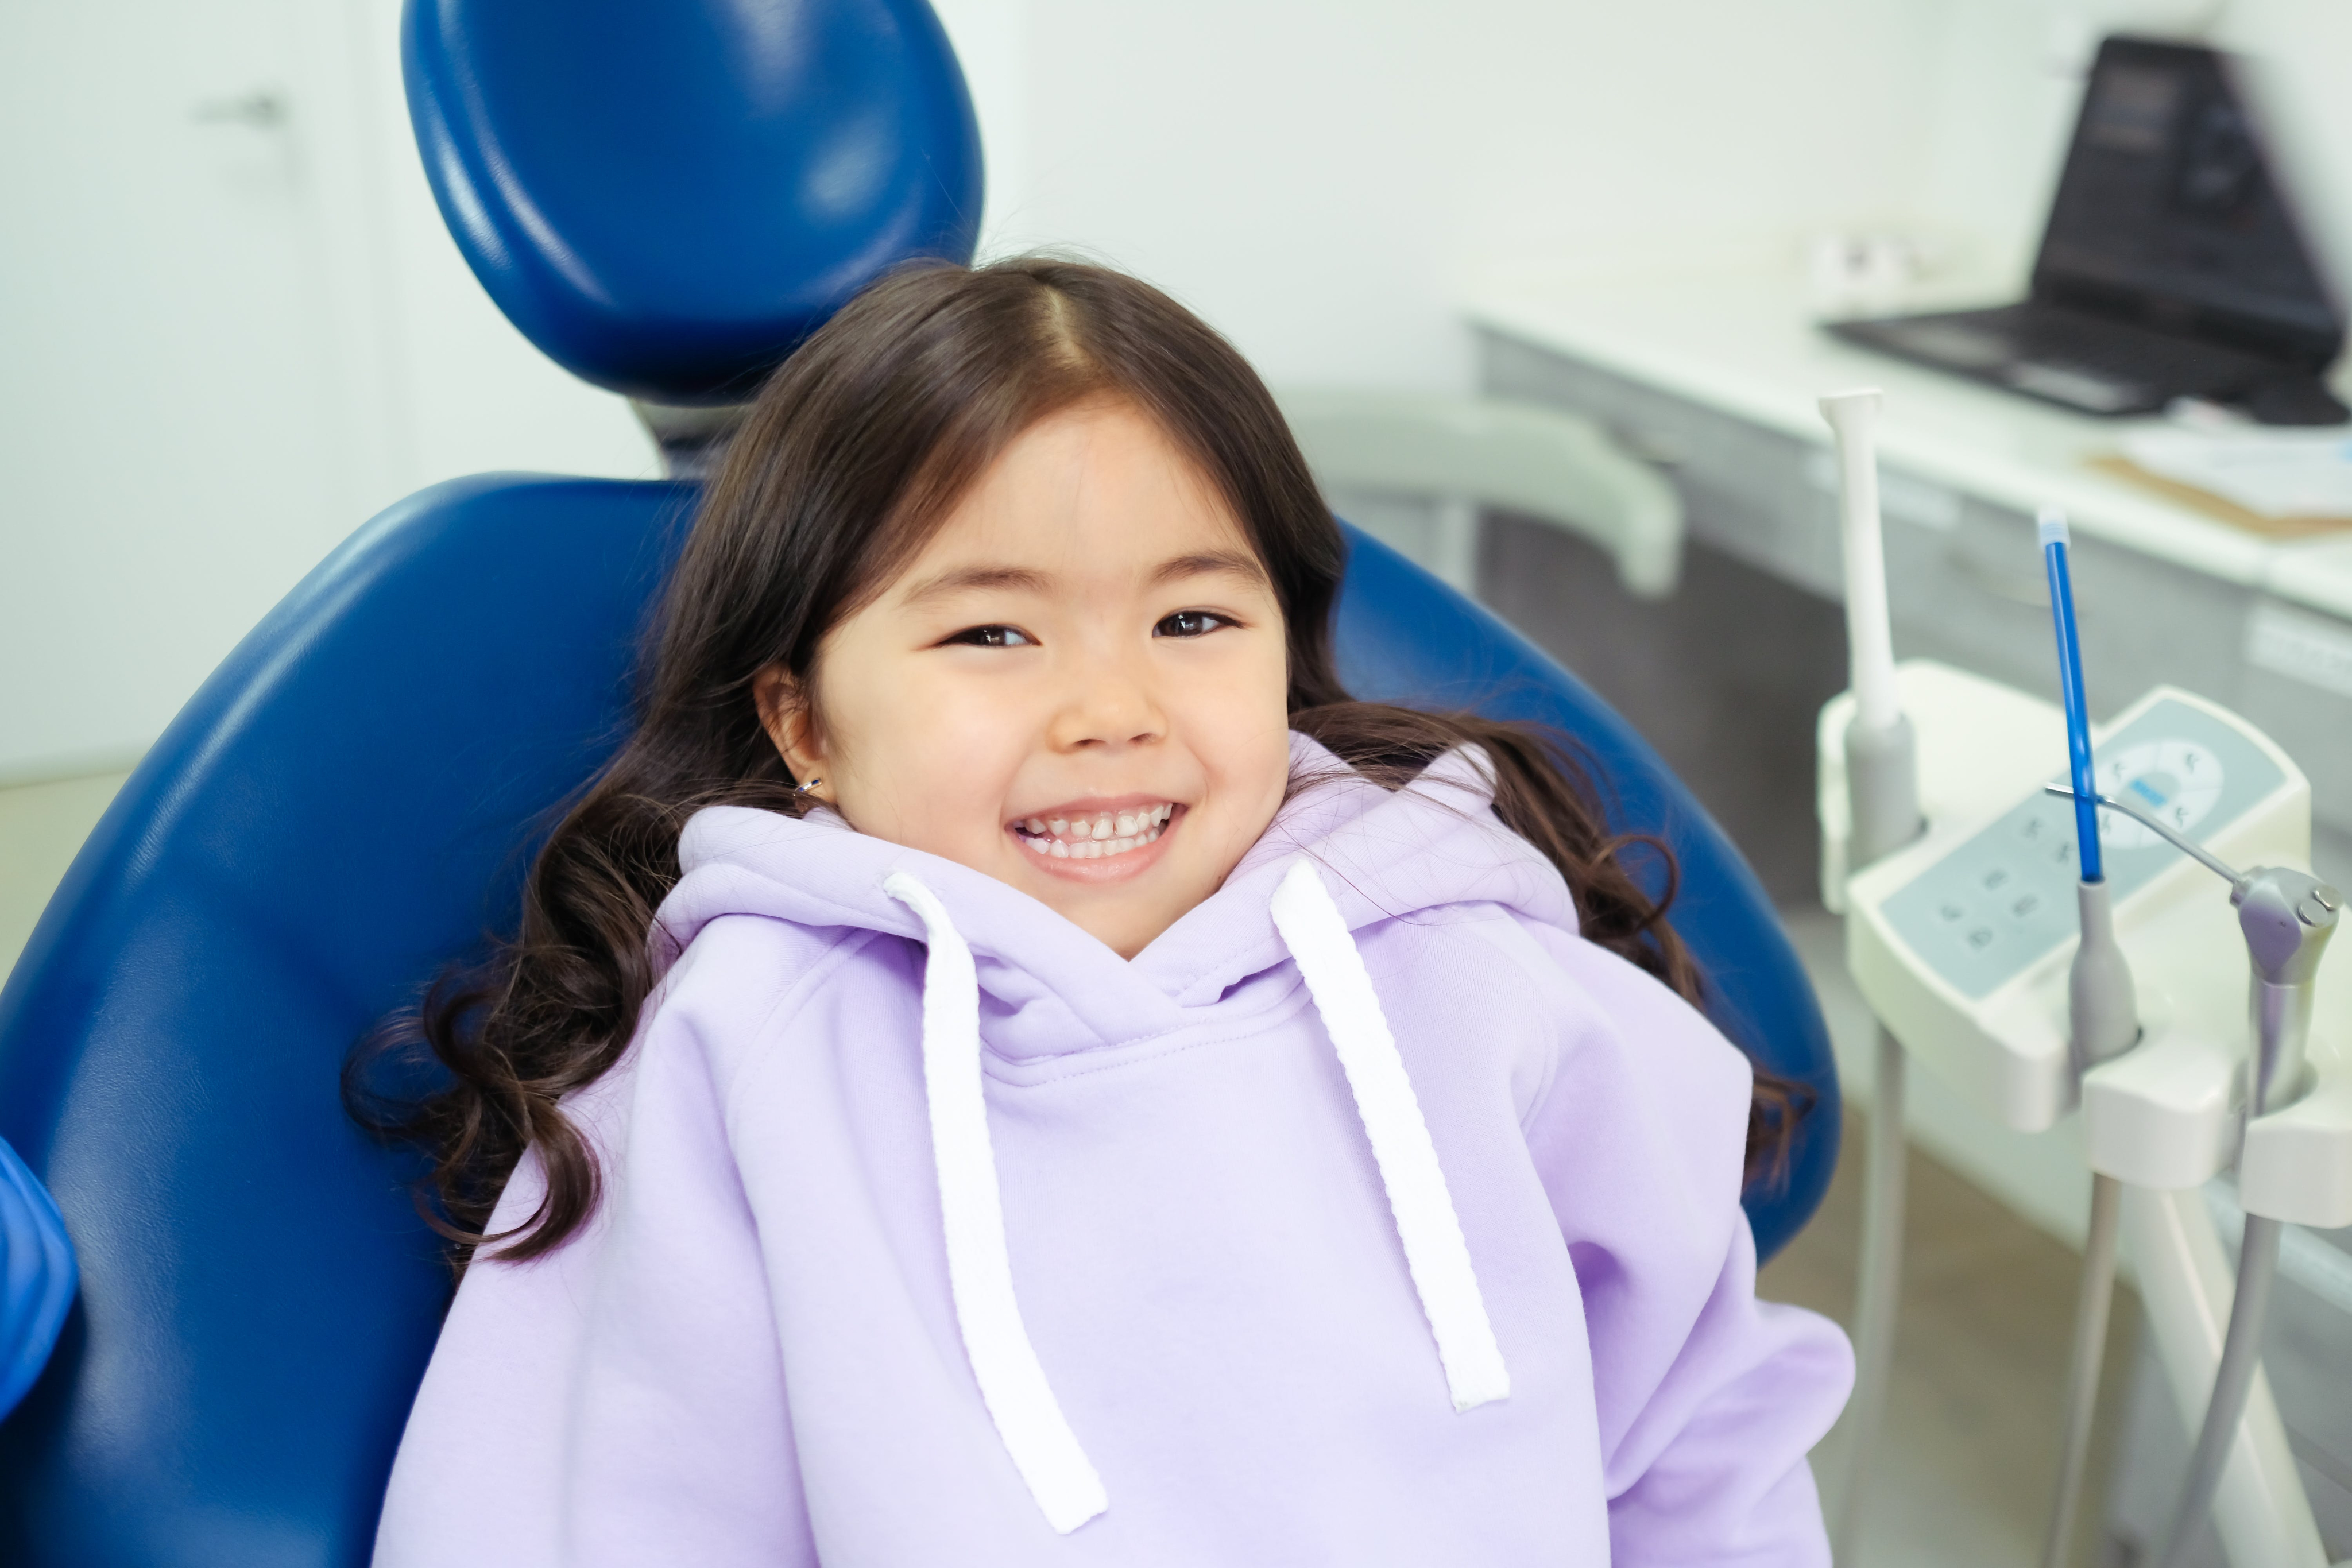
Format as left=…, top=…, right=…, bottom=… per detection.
left=1826, top=663, right=2352, bottom=1248
left=1878, top=698, right=2284, bottom=1001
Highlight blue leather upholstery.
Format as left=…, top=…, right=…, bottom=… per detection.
left=0, top=478, right=693, bottom=1565
left=407, top=0, right=984, bottom=403
left=0, top=1137, right=73, bottom=1423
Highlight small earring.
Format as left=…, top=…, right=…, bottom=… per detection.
left=793, top=777, right=822, bottom=797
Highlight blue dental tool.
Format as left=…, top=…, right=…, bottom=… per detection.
left=2041, top=509, right=2102, bottom=883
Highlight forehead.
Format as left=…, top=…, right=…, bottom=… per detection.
left=899, top=400, right=1254, bottom=580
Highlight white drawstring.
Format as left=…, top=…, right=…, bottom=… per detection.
left=1268, top=859, right=1511, bottom=1412
left=883, top=872, right=1109, bottom=1535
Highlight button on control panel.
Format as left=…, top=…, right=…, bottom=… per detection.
left=1879, top=698, right=2283, bottom=1000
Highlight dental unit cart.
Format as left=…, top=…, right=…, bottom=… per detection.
left=1816, top=389, right=2352, bottom=1568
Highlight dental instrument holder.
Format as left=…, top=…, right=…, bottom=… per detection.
left=2071, top=882, right=2138, bottom=1067
left=1845, top=713, right=1922, bottom=867
left=2049, top=784, right=2341, bottom=1126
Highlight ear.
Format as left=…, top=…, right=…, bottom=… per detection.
left=752, top=664, right=825, bottom=786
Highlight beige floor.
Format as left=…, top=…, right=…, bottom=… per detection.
left=1762, top=1104, right=2142, bottom=1568
left=0, top=769, right=129, bottom=981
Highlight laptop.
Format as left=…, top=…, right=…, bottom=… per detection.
left=1828, top=36, right=2349, bottom=426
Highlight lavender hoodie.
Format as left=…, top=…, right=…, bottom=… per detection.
left=374, top=739, right=1851, bottom=1565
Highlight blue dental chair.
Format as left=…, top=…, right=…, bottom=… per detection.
left=0, top=2, right=1839, bottom=1561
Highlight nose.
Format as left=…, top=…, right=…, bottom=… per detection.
left=1047, top=647, right=1165, bottom=753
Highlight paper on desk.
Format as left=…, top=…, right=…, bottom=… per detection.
left=2120, top=428, right=2352, bottom=520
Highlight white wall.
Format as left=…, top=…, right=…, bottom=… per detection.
left=950, top=0, right=2352, bottom=393
left=975, top=0, right=1950, bottom=393
left=6, top=0, right=2351, bottom=780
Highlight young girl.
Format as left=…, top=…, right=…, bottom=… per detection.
left=366, top=258, right=1850, bottom=1565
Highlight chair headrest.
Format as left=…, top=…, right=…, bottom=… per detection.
left=405, top=0, right=985, bottom=405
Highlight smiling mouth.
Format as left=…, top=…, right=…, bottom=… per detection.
left=1010, top=802, right=1178, bottom=861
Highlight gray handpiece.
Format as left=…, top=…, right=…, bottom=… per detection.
left=2236, top=868, right=2340, bottom=1114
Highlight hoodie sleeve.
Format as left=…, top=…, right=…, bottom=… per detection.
left=372, top=989, right=819, bottom=1568
left=1512, top=916, right=1853, bottom=1568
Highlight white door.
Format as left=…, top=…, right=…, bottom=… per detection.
left=0, top=0, right=399, bottom=780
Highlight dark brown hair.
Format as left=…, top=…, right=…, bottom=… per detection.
left=347, top=257, right=1806, bottom=1269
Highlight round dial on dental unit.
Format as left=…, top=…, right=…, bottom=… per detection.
left=2094, top=738, right=2224, bottom=849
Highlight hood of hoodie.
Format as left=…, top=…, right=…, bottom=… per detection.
left=653, top=733, right=1575, bottom=1064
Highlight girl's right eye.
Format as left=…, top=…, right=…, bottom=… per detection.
left=941, top=625, right=1034, bottom=649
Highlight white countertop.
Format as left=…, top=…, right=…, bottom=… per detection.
left=1463, top=265, right=2352, bottom=621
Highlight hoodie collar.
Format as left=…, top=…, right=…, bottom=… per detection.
left=655, top=733, right=1572, bottom=1060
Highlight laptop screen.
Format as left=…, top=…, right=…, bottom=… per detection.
left=2034, top=37, right=2340, bottom=361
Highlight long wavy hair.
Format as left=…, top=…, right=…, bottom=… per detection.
left=347, top=257, right=1809, bottom=1271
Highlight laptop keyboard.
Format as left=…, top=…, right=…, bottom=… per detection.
left=2007, top=309, right=2265, bottom=394
left=1842, top=305, right=2275, bottom=414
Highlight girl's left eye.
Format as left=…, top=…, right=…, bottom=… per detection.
left=943, top=625, right=1034, bottom=648
left=1154, top=610, right=1232, bottom=638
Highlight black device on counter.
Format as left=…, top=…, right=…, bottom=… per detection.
left=1828, top=36, right=2348, bottom=426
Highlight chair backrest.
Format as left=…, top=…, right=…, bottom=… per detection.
left=0, top=3, right=1836, bottom=1561
left=0, top=478, right=692, bottom=1564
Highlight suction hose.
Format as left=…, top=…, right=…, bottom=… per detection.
left=2153, top=1215, right=2283, bottom=1568
left=1835, top=1024, right=1907, bottom=1563
left=2039, top=1173, right=2122, bottom=1568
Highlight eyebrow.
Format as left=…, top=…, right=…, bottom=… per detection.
left=1150, top=549, right=1269, bottom=588
left=898, top=564, right=1054, bottom=606
left=899, top=549, right=1267, bottom=606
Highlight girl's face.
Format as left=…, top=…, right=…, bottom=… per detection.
left=759, top=399, right=1295, bottom=959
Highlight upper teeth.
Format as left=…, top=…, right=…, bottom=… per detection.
left=1016, top=803, right=1175, bottom=860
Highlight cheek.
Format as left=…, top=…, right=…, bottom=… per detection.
left=825, top=659, right=1032, bottom=840
left=1185, top=641, right=1295, bottom=815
